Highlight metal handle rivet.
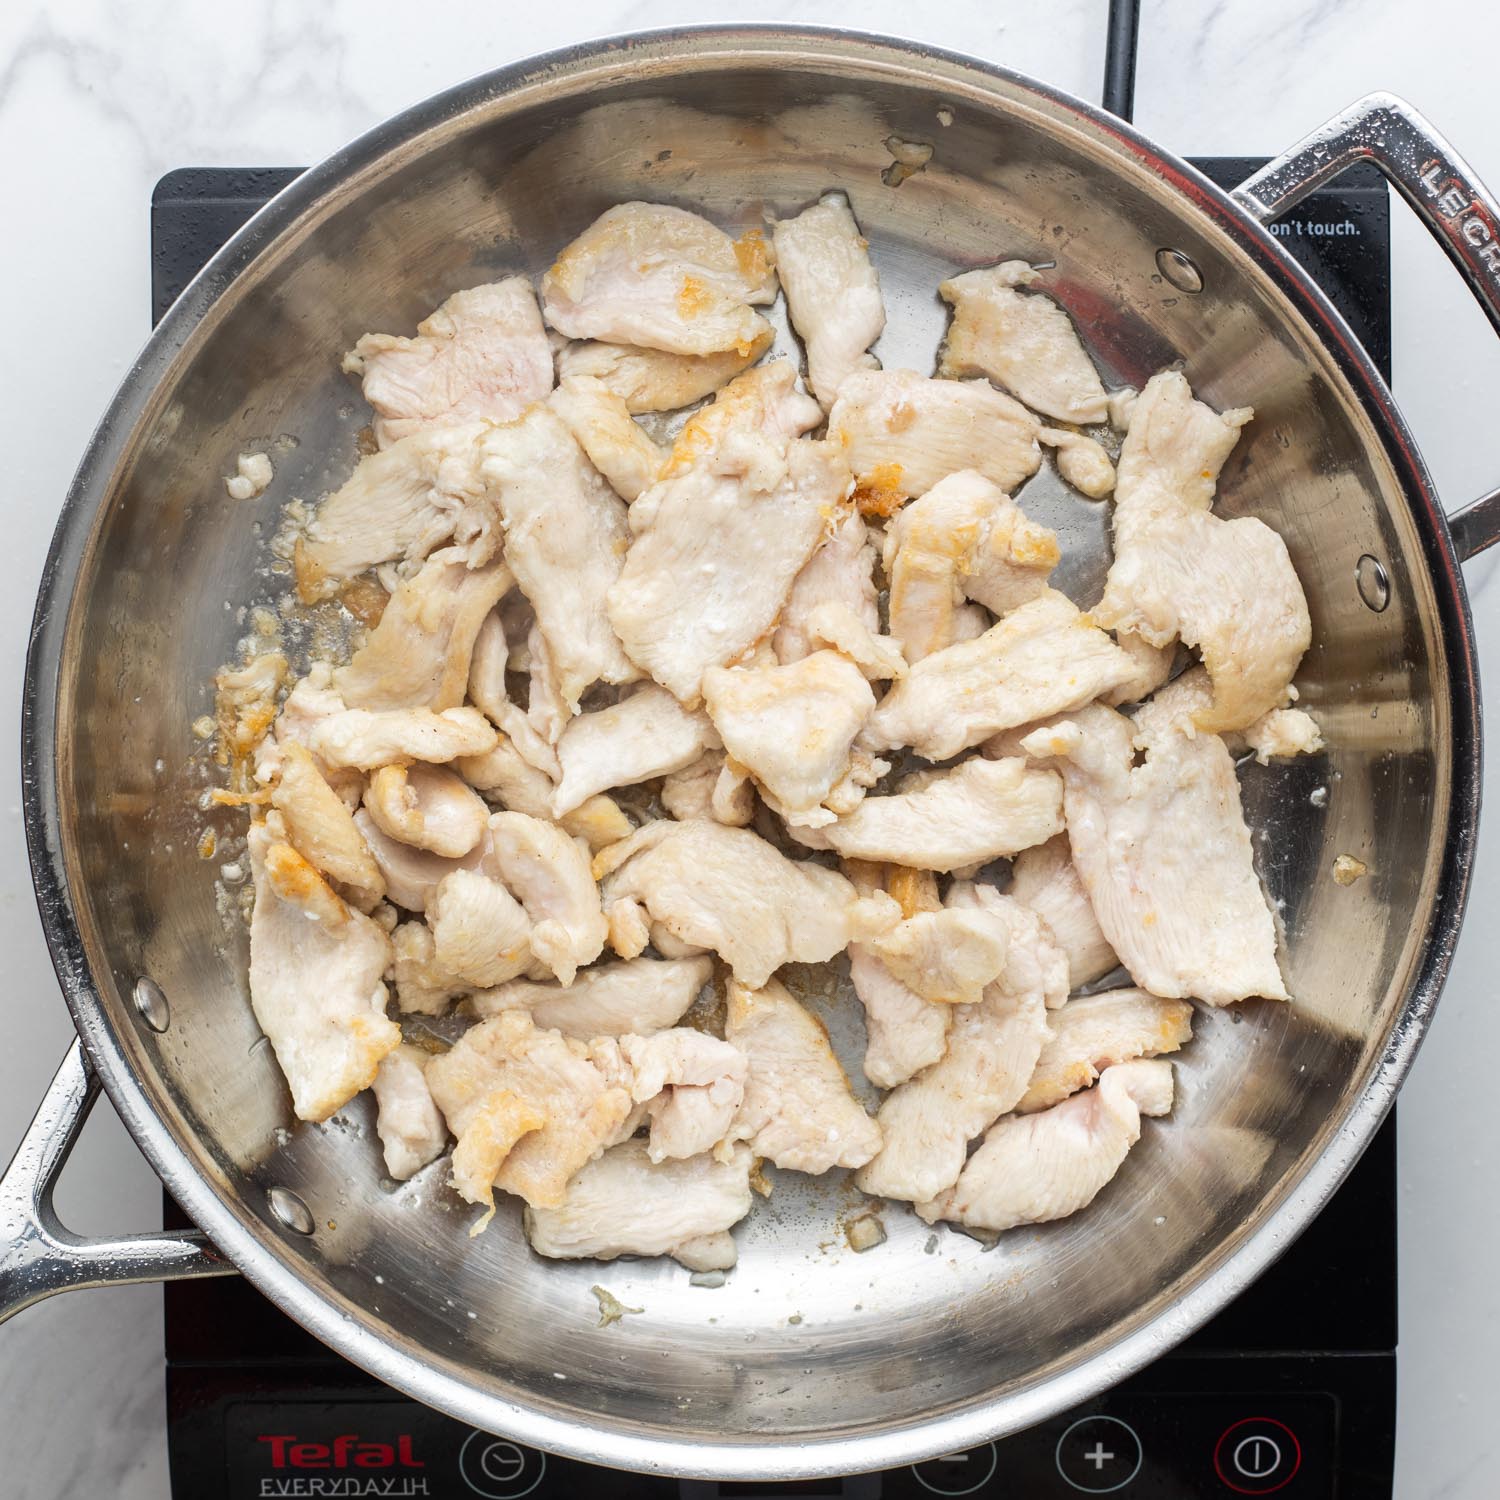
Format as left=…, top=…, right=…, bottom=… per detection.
left=1155, top=247, right=1204, bottom=293
left=267, top=1186, right=316, bottom=1236
left=1356, top=553, right=1391, bottom=612
left=132, top=977, right=170, bottom=1033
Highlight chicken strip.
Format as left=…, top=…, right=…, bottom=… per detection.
left=592, top=1029, right=747, bottom=1163
left=549, top=375, right=666, bottom=502
left=370, top=1045, right=448, bottom=1180
left=424, top=1011, right=634, bottom=1210
left=246, top=820, right=399, bottom=1123
left=918, top=1059, right=1174, bottom=1231
left=612, top=457, right=845, bottom=700
left=479, top=405, right=638, bottom=709
left=1007, top=834, right=1119, bottom=990
left=1092, top=370, right=1310, bottom=732
left=459, top=736, right=632, bottom=851
left=724, top=977, right=882, bottom=1173
left=809, top=757, right=1063, bottom=872
left=542, top=203, right=776, bottom=356
left=363, top=763, right=488, bottom=858
left=938, top=262, right=1110, bottom=425
left=390, top=920, right=472, bottom=1014
left=448, top=1088, right=547, bottom=1218
left=827, top=368, right=1042, bottom=511
left=295, top=423, right=498, bottom=600
left=868, top=908, right=1011, bottom=1006
left=1102, top=632, right=1177, bottom=708
left=310, top=706, right=496, bottom=770
left=1019, top=988, right=1194, bottom=1113
left=773, top=191, right=885, bottom=407
left=864, top=590, right=1133, bottom=760
left=552, top=685, right=718, bottom=817
left=1242, top=707, right=1324, bottom=765
left=1039, top=426, right=1116, bottom=499
left=855, top=891, right=1061, bottom=1203
left=352, top=809, right=487, bottom=913
left=343, top=279, right=554, bottom=446
left=469, top=955, right=713, bottom=1037
left=701, top=651, right=876, bottom=826
left=773, top=504, right=879, bottom=665
left=848, top=945, right=952, bottom=1090
left=800, top=602, right=908, bottom=682
left=1020, top=703, right=1288, bottom=1004
left=485, top=812, right=608, bottom=986
left=883, top=470, right=1059, bottom=662
left=269, top=743, right=385, bottom=911
left=659, top=749, right=756, bottom=827
left=428, top=868, right=533, bottom=988
left=596, top=820, right=894, bottom=988
left=556, top=329, right=775, bottom=413
left=524, top=1138, right=754, bottom=1269
left=334, top=549, right=512, bottom=712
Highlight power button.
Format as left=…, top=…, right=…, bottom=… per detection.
left=1213, top=1417, right=1302, bottom=1494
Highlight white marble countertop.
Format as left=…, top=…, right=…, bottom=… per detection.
left=2, top=1, right=1497, bottom=1495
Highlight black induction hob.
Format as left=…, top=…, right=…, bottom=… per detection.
left=155, top=158, right=1397, bottom=1498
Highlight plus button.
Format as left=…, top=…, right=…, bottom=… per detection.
left=1084, top=1441, right=1115, bottom=1471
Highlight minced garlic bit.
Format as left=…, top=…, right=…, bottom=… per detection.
left=224, top=451, right=273, bottom=500
left=881, top=136, right=934, bottom=187
left=846, top=1212, right=887, bottom=1252
left=1332, top=854, right=1369, bottom=886
left=591, top=1284, right=643, bottom=1328
left=191, top=714, right=216, bottom=740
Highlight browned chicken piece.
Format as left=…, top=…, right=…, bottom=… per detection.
left=549, top=375, right=667, bottom=502
left=542, top=203, right=777, bottom=356
left=883, top=470, right=1059, bottom=662
left=556, top=330, right=774, bottom=413
left=828, top=368, right=1042, bottom=509
left=246, top=818, right=399, bottom=1123
left=1018, top=988, right=1193, bottom=1113
left=424, top=1011, right=634, bottom=1211
left=269, top=743, right=385, bottom=911
left=371, top=1045, right=449, bottom=1180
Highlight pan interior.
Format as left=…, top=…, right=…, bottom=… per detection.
left=47, top=35, right=1454, bottom=1465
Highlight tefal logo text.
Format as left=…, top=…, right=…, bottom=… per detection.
left=257, top=1434, right=425, bottom=1470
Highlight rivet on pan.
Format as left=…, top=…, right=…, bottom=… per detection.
left=1356, top=553, right=1391, bottom=612
left=132, top=977, right=170, bottom=1033
left=267, top=1186, right=316, bottom=1236
left=1155, top=247, right=1204, bottom=293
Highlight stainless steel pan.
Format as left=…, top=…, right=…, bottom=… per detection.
left=8, top=26, right=1500, bottom=1481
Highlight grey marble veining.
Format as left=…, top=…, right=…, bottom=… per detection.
left=2, top=2, right=1497, bottom=1495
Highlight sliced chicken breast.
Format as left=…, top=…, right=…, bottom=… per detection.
left=542, top=203, right=777, bottom=356
left=343, top=279, right=553, bottom=446
left=556, top=331, right=774, bottom=413
left=549, top=375, right=667, bottom=502
left=371, top=1045, right=449, bottom=1180
left=1093, top=371, right=1310, bottom=732
left=246, top=819, right=399, bottom=1123
left=524, top=1138, right=754, bottom=1269
left=864, top=589, right=1133, bottom=760
left=1019, top=988, right=1193, bottom=1113
left=1007, top=834, right=1119, bottom=990
left=724, top=977, right=882, bottom=1173
left=1020, top=702, right=1288, bottom=1005
left=469, top=955, right=712, bottom=1037
left=938, top=262, right=1109, bottom=424
left=918, top=1059, right=1174, bottom=1231
left=828, top=368, right=1042, bottom=511
left=773, top=191, right=885, bottom=407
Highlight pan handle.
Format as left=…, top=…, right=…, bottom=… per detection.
left=0, top=1039, right=234, bottom=1326
left=1234, top=92, right=1500, bottom=561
